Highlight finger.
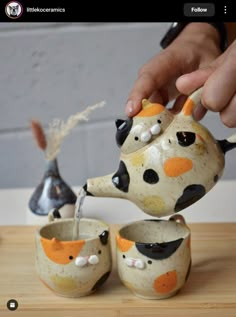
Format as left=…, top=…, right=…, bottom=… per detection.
left=149, top=88, right=169, bottom=105
left=170, top=94, right=188, bottom=114
left=126, top=50, right=182, bottom=117
left=149, top=91, right=164, bottom=104
left=201, top=52, right=236, bottom=112
left=176, top=66, right=215, bottom=95
left=193, top=103, right=208, bottom=121
left=176, top=43, right=233, bottom=96
left=220, top=93, right=236, bottom=127
left=125, top=72, right=157, bottom=117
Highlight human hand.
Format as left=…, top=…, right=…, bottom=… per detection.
left=126, top=23, right=221, bottom=117
left=176, top=40, right=236, bottom=127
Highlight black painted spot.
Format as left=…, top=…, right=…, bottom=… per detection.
left=134, top=136, right=139, bottom=141
left=116, top=119, right=125, bottom=129
left=175, top=184, right=206, bottom=212
left=143, top=169, right=159, bottom=184
left=69, top=255, right=73, bottom=260
left=218, top=139, right=236, bottom=154
left=122, top=255, right=126, bottom=259
left=91, top=271, right=111, bottom=291
left=144, top=219, right=162, bottom=222
left=115, top=118, right=133, bottom=147
left=176, top=131, right=196, bottom=147
left=53, top=209, right=61, bottom=219
left=83, top=183, right=93, bottom=196
left=185, top=259, right=192, bottom=282
left=157, top=119, right=162, bottom=124
left=135, top=239, right=183, bottom=260
left=214, top=175, right=219, bottom=183
left=99, top=230, right=109, bottom=245
left=112, top=161, right=130, bottom=193
left=98, top=250, right=102, bottom=254
left=147, top=260, right=152, bottom=265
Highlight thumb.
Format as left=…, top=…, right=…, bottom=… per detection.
left=176, top=67, right=216, bottom=121
left=176, top=66, right=215, bottom=96
left=175, top=48, right=226, bottom=95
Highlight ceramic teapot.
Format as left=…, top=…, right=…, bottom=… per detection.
left=84, top=88, right=236, bottom=217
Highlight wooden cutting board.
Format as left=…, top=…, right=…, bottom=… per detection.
left=0, top=223, right=236, bottom=316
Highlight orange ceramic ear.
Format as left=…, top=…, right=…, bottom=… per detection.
left=116, top=234, right=134, bottom=252
left=41, top=237, right=85, bottom=264
left=136, top=100, right=165, bottom=117
left=181, top=98, right=194, bottom=116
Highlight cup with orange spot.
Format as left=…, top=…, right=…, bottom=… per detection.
left=35, top=218, right=112, bottom=297
left=116, top=215, right=191, bottom=299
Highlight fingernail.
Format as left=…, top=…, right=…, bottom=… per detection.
left=126, top=100, right=133, bottom=114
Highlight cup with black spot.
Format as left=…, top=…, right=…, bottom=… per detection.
left=116, top=215, right=191, bottom=299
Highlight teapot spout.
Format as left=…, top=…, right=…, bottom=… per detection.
left=84, top=174, right=126, bottom=199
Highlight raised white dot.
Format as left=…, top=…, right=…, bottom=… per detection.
left=75, top=256, right=87, bottom=267
left=141, top=131, right=152, bottom=142
left=135, top=259, right=145, bottom=269
left=124, top=257, right=134, bottom=267
left=88, top=255, right=99, bottom=265
left=150, top=124, right=161, bottom=135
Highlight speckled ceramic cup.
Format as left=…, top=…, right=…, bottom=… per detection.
left=116, top=215, right=191, bottom=299
left=35, top=218, right=112, bottom=297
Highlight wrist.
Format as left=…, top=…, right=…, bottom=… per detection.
left=161, top=22, right=224, bottom=52
left=177, top=23, right=221, bottom=48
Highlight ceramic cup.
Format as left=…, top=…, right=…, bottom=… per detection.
left=116, top=215, right=191, bottom=299
left=35, top=218, right=112, bottom=297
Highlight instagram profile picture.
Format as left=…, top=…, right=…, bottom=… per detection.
left=5, top=1, right=23, bottom=19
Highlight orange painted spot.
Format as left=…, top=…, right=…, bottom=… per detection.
left=153, top=271, right=177, bottom=294
left=41, top=237, right=85, bottom=264
left=116, top=234, right=134, bottom=252
left=182, top=99, right=194, bottom=116
left=136, top=103, right=165, bottom=117
left=163, top=157, right=193, bottom=177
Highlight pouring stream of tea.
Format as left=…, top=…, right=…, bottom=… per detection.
left=72, top=187, right=86, bottom=240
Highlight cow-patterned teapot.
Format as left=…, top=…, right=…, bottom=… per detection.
left=84, top=88, right=236, bottom=217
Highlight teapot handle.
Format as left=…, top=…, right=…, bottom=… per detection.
left=180, top=87, right=203, bottom=117
left=48, top=208, right=61, bottom=222
left=180, top=87, right=236, bottom=154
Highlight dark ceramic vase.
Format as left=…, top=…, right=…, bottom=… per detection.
left=28, top=159, right=76, bottom=221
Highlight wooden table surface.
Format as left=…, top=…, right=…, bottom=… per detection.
left=0, top=223, right=236, bottom=317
